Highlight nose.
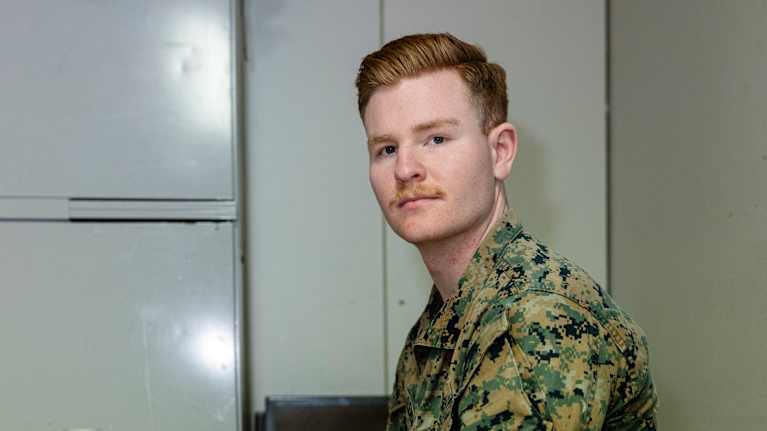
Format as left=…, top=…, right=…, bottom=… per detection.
left=394, top=147, right=425, bottom=183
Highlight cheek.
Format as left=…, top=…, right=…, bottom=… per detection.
left=447, top=150, right=494, bottom=195
left=446, top=145, right=484, bottom=172
left=369, top=167, right=390, bottom=202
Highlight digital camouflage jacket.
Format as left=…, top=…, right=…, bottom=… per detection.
left=387, top=210, right=658, bottom=430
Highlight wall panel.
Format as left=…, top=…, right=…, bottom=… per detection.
left=611, top=1, right=767, bottom=428
left=244, top=0, right=384, bottom=411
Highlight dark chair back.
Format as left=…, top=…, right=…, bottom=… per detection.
left=261, top=396, right=388, bottom=431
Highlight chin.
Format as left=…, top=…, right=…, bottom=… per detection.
left=395, top=230, right=434, bottom=245
left=390, top=220, right=448, bottom=245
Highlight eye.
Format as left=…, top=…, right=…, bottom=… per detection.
left=380, top=145, right=396, bottom=156
left=430, top=136, right=445, bottom=145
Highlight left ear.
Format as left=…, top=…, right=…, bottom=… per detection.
left=487, top=122, right=518, bottom=181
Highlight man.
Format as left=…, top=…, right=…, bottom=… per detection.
left=355, top=33, right=657, bottom=430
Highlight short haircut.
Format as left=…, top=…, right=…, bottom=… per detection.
left=355, top=33, right=508, bottom=134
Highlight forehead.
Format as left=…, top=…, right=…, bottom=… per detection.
left=363, top=69, right=478, bottom=134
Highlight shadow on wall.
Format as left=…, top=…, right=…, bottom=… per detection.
left=246, top=0, right=288, bottom=61
left=242, top=0, right=287, bottom=426
left=506, top=121, right=559, bottom=243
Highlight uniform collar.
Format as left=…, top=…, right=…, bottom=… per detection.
left=413, top=209, right=524, bottom=349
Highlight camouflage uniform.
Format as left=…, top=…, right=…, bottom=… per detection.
left=387, top=210, right=657, bottom=430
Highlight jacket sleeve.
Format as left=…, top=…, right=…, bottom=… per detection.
left=602, top=328, right=658, bottom=430
left=454, top=291, right=621, bottom=430
left=603, top=370, right=657, bottom=430
left=386, top=371, right=408, bottom=431
left=452, top=331, right=554, bottom=430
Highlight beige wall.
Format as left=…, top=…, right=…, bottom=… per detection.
left=611, top=1, right=767, bottom=429
left=245, top=0, right=607, bottom=413
left=244, top=0, right=384, bottom=412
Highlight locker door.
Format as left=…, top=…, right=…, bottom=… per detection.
left=0, top=221, right=238, bottom=431
left=0, top=0, right=235, bottom=199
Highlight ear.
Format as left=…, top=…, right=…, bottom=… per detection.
left=487, top=122, right=518, bottom=181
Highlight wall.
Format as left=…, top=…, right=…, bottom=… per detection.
left=244, top=0, right=384, bottom=412
left=611, top=1, right=767, bottom=429
left=245, top=0, right=607, bottom=413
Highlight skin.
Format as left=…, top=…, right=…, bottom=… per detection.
left=363, top=69, right=518, bottom=300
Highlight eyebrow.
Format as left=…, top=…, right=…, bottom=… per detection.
left=412, top=118, right=460, bottom=133
left=367, top=133, right=396, bottom=147
left=367, top=118, right=460, bottom=147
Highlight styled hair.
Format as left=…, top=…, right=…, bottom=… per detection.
left=355, top=33, right=508, bottom=134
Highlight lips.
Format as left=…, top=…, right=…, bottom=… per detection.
left=397, top=195, right=439, bottom=208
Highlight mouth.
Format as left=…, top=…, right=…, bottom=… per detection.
left=397, top=196, right=439, bottom=208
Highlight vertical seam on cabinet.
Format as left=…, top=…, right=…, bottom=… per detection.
left=379, top=0, right=390, bottom=394
left=605, top=0, right=613, bottom=295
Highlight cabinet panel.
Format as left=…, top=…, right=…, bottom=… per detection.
left=0, top=222, right=237, bottom=430
left=0, top=0, right=234, bottom=199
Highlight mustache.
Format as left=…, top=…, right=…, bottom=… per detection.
left=389, top=184, right=446, bottom=207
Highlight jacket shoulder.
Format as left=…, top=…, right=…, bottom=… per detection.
left=500, top=230, right=647, bottom=355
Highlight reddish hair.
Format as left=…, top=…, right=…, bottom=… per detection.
left=356, top=33, right=508, bottom=134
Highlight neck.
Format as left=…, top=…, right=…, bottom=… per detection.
left=417, top=188, right=508, bottom=301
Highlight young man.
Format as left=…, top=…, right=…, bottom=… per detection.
left=356, top=33, right=657, bottom=430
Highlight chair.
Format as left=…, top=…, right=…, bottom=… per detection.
left=259, top=395, right=389, bottom=431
